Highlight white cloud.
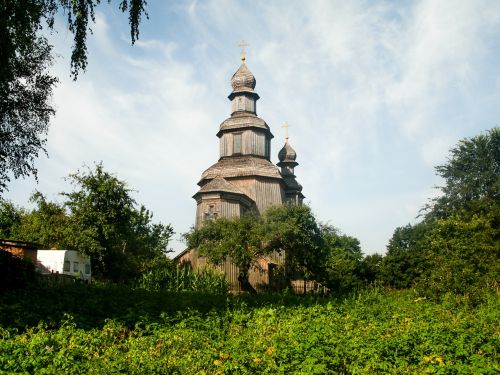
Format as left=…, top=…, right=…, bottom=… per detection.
left=5, top=1, right=500, bottom=254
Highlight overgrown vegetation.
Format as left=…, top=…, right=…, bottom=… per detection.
left=0, top=283, right=498, bottom=373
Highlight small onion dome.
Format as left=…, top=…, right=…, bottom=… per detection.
left=278, top=141, right=297, bottom=162
left=231, top=62, right=256, bottom=91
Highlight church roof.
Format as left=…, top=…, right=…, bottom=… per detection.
left=278, top=141, right=297, bottom=162
left=197, top=176, right=248, bottom=196
left=217, top=112, right=273, bottom=137
left=282, top=175, right=303, bottom=192
left=199, top=156, right=283, bottom=184
left=231, top=62, right=256, bottom=93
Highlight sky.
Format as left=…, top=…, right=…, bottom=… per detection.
left=5, top=0, right=500, bottom=256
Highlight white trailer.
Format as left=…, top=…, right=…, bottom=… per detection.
left=36, top=250, right=92, bottom=282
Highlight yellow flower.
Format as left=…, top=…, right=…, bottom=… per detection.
left=213, top=359, right=223, bottom=366
left=265, top=347, right=274, bottom=356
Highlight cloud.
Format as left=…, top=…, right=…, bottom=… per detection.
left=5, top=1, right=500, bottom=254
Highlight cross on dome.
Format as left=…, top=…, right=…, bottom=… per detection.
left=281, top=122, right=291, bottom=141
left=238, top=40, right=249, bottom=62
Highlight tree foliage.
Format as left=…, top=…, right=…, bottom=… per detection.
left=0, top=0, right=148, bottom=191
left=380, top=128, right=500, bottom=296
left=426, top=127, right=499, bottom=219
left=62, top=163, right=173, bottom=282
left=0, top=163, right=173, bottom=282
left=379, top=222, right=430, bottom=289
left=0, top=199, right=24, bottom=239
left=416, top=212, right=499, bottom=299
left=0, top=0, right=57, bottom=191
left=185, top=204, right=366, bottom=293
left=320, top=224, right=363, bottom=293
left=12, top=191, right=71, bottom=248
left=358, top=253, right=383, bottom=285
left=261, top=204, right=326, bottom=282
left=185, top=213, right=264, bottom=293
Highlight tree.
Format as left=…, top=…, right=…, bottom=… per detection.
left=416, top=212, right=499, bottom=299
left=0, top=163, right=172, bottom=281
left=185, top=213, right=264, bottom=293
left=0, top=199, right=24, bottom=238
left=320, top=224, right=363, bottom=293
left=261, top=204, right=326, bottom=285
left=359, top=253, right=383, bottom=285
left=185, top=204, right=329, bottom=292
left=382, top=128, right=500, bottom=293
left=380, top=222, right=431, bottom=289
left=13, top=191, right=71, bottom=248
left=0, top=0, right=147, bottom=192
left=63, top=163, right=173, bottom=282
left=426, top=127, right=500, bottom=219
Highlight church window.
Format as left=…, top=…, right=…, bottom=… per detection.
left=63, top=261, right=70, bottom=272
left=233, top=133, right=242, bottom=154
left=73, top=262, right=79, bottom=272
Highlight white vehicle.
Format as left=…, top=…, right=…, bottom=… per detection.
left=36, top=250, right=92, bottom=282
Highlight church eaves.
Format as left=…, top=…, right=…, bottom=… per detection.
left=199, top=156, right=282, bottom=184
left=195, top=176, right=250, bottom=197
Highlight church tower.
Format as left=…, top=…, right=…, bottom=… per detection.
left=179, top=51, right=307, bottom=291
left=278, top=138, right=305, bottom=204
left=193, top=53, right=287, bottom=227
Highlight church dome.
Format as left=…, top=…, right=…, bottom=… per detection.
left=278, top=141, right=297, bottom=162
left=231, top=62, right=256, bottom=92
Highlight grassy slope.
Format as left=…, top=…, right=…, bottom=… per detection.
left=0, top=284, right=498, bottom=374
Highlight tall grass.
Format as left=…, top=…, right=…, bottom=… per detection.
left=138, top=265, right=229, bottom=294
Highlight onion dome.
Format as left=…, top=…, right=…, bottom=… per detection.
left=231, top=62, right=256, bottom=92
left=278, top=141, right=297, bottom=162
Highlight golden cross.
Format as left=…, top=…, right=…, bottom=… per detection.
left=238, top=40, right=249, bottom=61
left=282, top=122, right=291, bottom=141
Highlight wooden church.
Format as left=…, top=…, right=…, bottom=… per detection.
left=176, top=51, right=307, bottom=291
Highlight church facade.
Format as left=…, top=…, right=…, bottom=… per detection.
left=177, top=53, right=306, bottom=291
left=194, top=55, right=304, bottom=226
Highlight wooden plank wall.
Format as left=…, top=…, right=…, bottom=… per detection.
left=255, top=178, right=285, bottom=213
left=220, top=130, right=267, bottom=157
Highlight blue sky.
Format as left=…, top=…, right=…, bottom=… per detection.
left=5, top=0, right=500, bottom=255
